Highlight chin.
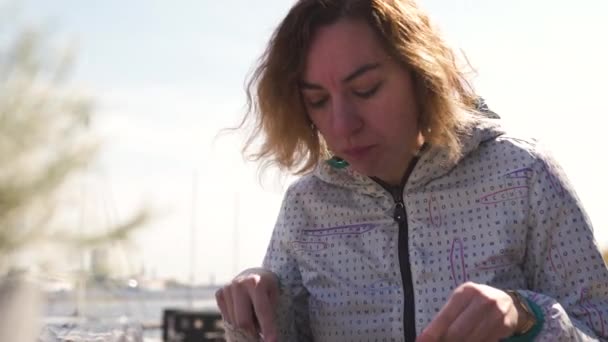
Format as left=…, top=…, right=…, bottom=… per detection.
left=346, top=162, right=376, bottom=177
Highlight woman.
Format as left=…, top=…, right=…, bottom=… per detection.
left=215, top=0, right=608, bottom=341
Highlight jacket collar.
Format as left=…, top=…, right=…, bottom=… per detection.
left=312, top=117, right=505, bottom=197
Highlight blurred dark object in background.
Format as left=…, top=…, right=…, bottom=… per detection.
left=163, top=308, right=225, bottom=342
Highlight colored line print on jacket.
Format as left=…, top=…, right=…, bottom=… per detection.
left=289, top=241, right=329, bottom=252
left=472, top=249, right=517, bottom=271
left=366, top=280, right=399, bottom=293
left=580, top=287, right=606, bottom=336
left=581, top=302, right=605, bottom=336
left=504, top=167, right=534, bottom=180
left=478, top=186, right=529, bottom=205
left=410, top=214, right=447, bottom=228
left=450, top=237, right=469, bottom=287
left=410, top=194, right=442, bottom=228
left=427, top=193, right=442, bottom=228
left=301, top=223, right=379, bottom=237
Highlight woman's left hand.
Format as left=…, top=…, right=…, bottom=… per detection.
left=416, top=281, right=520, bottom=342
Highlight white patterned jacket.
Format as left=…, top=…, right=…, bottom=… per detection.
left=225, top=118, right=608, bottom=341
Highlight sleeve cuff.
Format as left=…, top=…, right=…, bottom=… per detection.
left=502, top=296, right=545, bottom=342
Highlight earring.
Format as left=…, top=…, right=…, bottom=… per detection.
left=310, top=123, right=317, bottom=137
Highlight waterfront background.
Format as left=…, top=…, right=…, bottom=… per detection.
left=14, top=0, right=608, bottom=286
left=2, top=1, right=607, bottom=340
left=43, top=284, right=220, bottom=340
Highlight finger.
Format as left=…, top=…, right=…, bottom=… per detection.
left=465, top=291, right=517, bottom=342
left=467, top=309, right=504, bottom=342
left=442, top=297, right=485, bottom=341
left=267, top=280, right=279, bottom=308
left=415, top=332, right=436, bottom=342
left=231, top=284, right=257, bottom=336
left=215, top=289, right=228, bottom=321
left=223, top=285, right=236, bottom=325
left=419, top=287, right=472, bottom=341
left=248, top=283, right=279, bottom=342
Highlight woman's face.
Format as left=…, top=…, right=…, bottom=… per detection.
left=301, top=18, right=423, bottom=185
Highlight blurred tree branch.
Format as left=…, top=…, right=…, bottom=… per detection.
left=0, top=27, right=149, bottom=274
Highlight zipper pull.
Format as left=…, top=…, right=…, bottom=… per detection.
left=393, top=201, right=406, bottom=224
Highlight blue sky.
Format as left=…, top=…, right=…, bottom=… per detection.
left=18, top=0, right=608, bottom=283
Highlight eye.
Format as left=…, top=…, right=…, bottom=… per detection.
left=353, top=82, right=382, bottom=99
left=305, top=95, right=329, bottom=109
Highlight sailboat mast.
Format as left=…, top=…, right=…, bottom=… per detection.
left=233, top=192, right=239, bottom=276
left=189, top=170, right=198, bottom=308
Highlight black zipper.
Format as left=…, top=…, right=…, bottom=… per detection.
left=393, top=192, right=416, bottom=342
left=373, top=155, right=421, bottom=342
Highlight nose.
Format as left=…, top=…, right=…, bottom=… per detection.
left=331, top=95, right=363, bottom=136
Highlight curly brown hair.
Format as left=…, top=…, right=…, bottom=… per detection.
left=240, top=0, right=480, bottom=175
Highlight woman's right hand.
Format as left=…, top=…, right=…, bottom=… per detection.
left=215, top=267, right=280, bottom=342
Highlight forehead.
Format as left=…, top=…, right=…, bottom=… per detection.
left=303, top=18, right=388, bottom=81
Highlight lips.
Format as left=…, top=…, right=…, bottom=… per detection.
left=341, top=145, right=375, bottom=160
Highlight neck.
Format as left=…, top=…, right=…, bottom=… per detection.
left=376, top=133, right=426, bottom=186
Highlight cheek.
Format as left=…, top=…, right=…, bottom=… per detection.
left=380, top=90, right=418, bottom=126
left=309, top=112, right=330, bottom=135
left=366, top=102, right=418, bottom=139
left=361, top=95, right=403, bottom=127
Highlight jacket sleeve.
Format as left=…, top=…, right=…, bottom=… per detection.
left=262, top=185, right=313, bottom=341
left=521, top=147, right=608, bottom=341
left=223, top=186, right=313, bottom=342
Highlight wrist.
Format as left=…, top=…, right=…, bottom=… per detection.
left=506, top=290, right=536, bottom=335
left=502, top=291, right=545, bottom=342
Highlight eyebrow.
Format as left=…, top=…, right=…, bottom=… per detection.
left=299, top=62, right=381, bottom=90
